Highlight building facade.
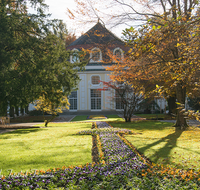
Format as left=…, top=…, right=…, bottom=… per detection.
left=66, top=22, right=127, bottom=112
left=28, top=22, right=167, bottom=114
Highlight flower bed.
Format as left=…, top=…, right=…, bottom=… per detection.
left=87, top=115, right=107, bottom=120
left=1, top=122, right=200, bottom=189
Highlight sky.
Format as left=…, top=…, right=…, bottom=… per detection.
left=37, top=0, right=124, bottom=38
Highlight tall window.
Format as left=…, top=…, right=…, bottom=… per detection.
left=90, top=48, right=101, bottom=62
left=91, top=89, right=101, bottom=110
left=116, top=91, right=124, bottom=110
left=69, top=91, right=77, bottom=110
left=91, top=75, right=100, bottom=85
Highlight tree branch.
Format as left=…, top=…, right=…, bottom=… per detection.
left=113, top=0, right=164, bottom=19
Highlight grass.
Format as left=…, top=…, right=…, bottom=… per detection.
left=135, top=114, right=175, bottom=120
left=0, top=123, right=92, bottom=175
left=109, top=120, right=200, bottom=171
left=1, top=118, right=200, bottom=188
left=71, top=114, right=124, bottom=122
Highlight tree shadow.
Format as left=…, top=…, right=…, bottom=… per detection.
left=175, top=146, right=200, bottom=156
left=0, top=128, right=45, bottom=139
left=138, top=128, right=183, bottom=164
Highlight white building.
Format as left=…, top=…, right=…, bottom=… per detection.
left=66, top=22, right=128, bottom=113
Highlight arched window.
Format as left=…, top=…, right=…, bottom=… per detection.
left=91, top=75, right=100, bottom=85
left=70, top=49, right=79, bottom=63
left=113, top=48, right=123, bottom=61
left=90, top=48, right=102, bottom=62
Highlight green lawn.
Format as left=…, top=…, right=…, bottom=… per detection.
left=109, top=120, right=200, bottom=171
left=71, top=114, right=124, bottom=122
left=0, top=123, right=92, bottom=175
left=2, top=117, right=200, bottom=177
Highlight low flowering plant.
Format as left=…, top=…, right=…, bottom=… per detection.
left=76, top=128, right=135, bottom=135
left=87, top=115, right=108, bottom=120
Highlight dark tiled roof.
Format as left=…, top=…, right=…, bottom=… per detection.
left=67, top=22, right=124, bottom=47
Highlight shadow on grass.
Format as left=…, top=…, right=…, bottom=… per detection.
left=0, top=128, right=45, bottom=139
left=138, top=129, right=183, bottom=164
left=176, top=146, right=200, bottom=155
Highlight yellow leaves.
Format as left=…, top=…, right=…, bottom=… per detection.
left=135, top=52, right=140, bottom=57
left=157, top=25, right=161, bottom=30
left=34, top=90, right=70, bottom=115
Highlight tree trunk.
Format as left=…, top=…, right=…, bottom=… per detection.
left=10, top=106, right=14, bottom=117
left=0, top=101, right=7, bottom=116
left=167, top=95, right=177, bottom=115
left=15, top=106, right=19, bottom=116
left=25, top=106, right=29, bottom=114
left=20, top=106, right=24, bottom=116
left=174, top=82, right=188, bottom=130
left=45, top=114, right=56, bottom=127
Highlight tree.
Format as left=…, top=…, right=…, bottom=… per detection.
left=0, top=0, right=86, bottom=117
left=67, top=0, right=158, bottom=29
left=32, top=26, right=85, bottom=126
left=34, top=90, right=70, bottom=127
left=100, top=81, right=144, bottom=122
left=0, top=0, right=50, bottom=115
left=112, top=13, right=200, bottom=129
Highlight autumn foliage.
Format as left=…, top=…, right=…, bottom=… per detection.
left=107, top=14, right=200, bottom=129
left=34, top=90, right=70, bottom=127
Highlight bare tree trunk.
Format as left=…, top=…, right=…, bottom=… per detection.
left=174, top=82, right=188, bottom=130
left=124, top=104, right=131, bottom=122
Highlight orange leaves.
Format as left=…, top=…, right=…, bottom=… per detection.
left=115, top=14, right=200, bottom=102
left=67, top=8, right=75, bottom=19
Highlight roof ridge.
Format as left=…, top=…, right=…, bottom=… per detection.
left=67, top=22, right=124, bottom=48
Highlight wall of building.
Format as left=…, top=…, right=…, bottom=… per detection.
left=76, top=71, right=113, bottom=111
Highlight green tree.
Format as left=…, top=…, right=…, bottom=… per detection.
left=0, top=0, right=85, bottom=117
left=34, top=90, right=70, bottom=127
